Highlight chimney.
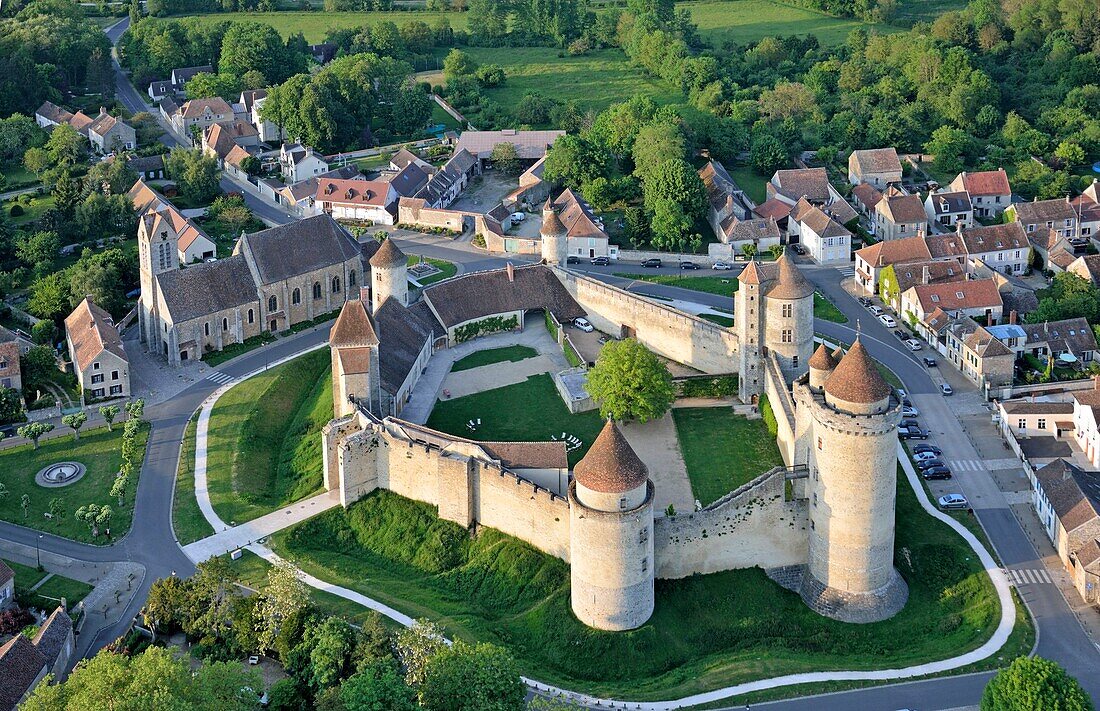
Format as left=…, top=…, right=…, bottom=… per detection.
left=922, top=265, right=930, bottom=284
left=506, top=262, right=514, bottom=283
left=1009, top=309, right=1017, bottom=325
left=359, top=287, right=370, bottom=304
left=1094, top=374, right=1100, bottom=391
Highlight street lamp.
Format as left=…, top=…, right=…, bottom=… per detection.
left=36, top=534, right=43, bottom=570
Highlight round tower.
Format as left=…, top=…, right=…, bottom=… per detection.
left=735, top=259, right=766, bottom=403
left=540, top=200, right=568, bottom=266
left=764, top=253, right=814, bottom=380
left=568, top=420, right=655, bottom=631
left=807, top=344, right=837, bottom=391
left=369, top=238, right=408, bottom=314
left=802, top=338, right=907, bottom=623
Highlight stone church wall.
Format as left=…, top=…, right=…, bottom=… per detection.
left=654, top=467, right=808, bottom=578
left=555, top=269, right=739, bottom=375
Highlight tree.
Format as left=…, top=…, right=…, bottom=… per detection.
left=165, top=149, right=221, bottom=204
left=144, top=574, right=190, bottom=635
left=308, top=617, right=358, bottom=690
left=17, top=230, right=60, bottom=273
left=742, top=243, right=758, bottom=259
left=0, top=388, right=24, bottom=425
left=220, top=22, right=302, bottom=85
left=28, top=271, right=72, bottom=321
left=925, top=126, right=974, bottom=175
left=254, top=560, right=309, bottom=653
left=185, top=72, right=242, bottom=101
left=396, top=620, right=446, bottom=688
left=419, top=640, right=525, bottom=711
left=99, top=405, right=120, bottom=431
left=442, top=49, right=477, bottom=80
left=30, top=320, right=55, bottom=346
left=749, top=133, right=787, bottom=175
left=20, top=494, right=30, bottom=520
left=489, top=142, right=521, bottom=176
left=586, top=339, right=675, bottom=422
left=129, top=0, right=142, bottom=27
left=127, top=398, right=145, bottom=420
left=649, top=198, right=690, bottom=252
left=1026, top=272, right=1100, bottom=324
left=981, top=656, right=1093, bottom=711
left=47, top=496, right=66, bottom=523
left=62, top=412, right=87, bottom=440
left=632, top=121, right=685, bottom=184
left=110, top=474, right=129, bottom=506
left=341, top=659, right=417, bottom=711
left=52, top=170, right=84, bottom=219
left=18, top=422, right=54, bottom=450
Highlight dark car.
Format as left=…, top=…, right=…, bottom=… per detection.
left=899, top=427, right=929, bottom=440
left=923, top=357, right=937, bottom=367
left=566, top=255, right=581, bottom=264
left=916, top=458, right=946, bottom=470
left=913, top=444, right=942, bottom=455
left=901, top=418, right=920, bottom=430
left=680, top=261, right=701, bottom=270
left=590, top=256, right=609, bottom=266
left=792, top=244, right=806, bottom=255
left=894, top=329, right=907, bottom=340
left=921, top=466, right=953, bottom=480
left=641, top=258, right=662, bottom=268
left=858, top=297, right=872, bottom=307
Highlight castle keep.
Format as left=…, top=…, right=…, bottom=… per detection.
left=321, top=236, right=908, bottom=629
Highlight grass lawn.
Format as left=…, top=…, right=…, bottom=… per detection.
left=430, top=103, right=463, bottom=131
left=615, top=272, right=740, bottom=297
left=4, top=558, right=94, bottom=610
left=173, top=413, right=213, bottom=546
left=699, top=313, right=734, bottom=327
left=205, top=349, right=332, bottom=524
left=1, top=162, right=41, bottom=191
left=673, top=407, right=783, bottom=505
left=436, top=47, right=682, bottom=115
left=426, top=373, right=604, bottom=466
left=813, top=292, right=847, bottom=323
left=725, top=163, right=770, bottom=204
left=451, top=344, right=539, bottom=372
left=271, top=466, right=1014, bottom=699
left=0, top=424, right=148, bottom=543
left=684, top=0, right=892, bottom=47
left=6, top=194, right=55, bottom=227
left=893, top=0, right=967, bottom=24
left=163, top=10, right=468, bottom=43
left=407, top=254, right=456, bottom=285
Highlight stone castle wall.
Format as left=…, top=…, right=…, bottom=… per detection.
left=397, top=202, right=465, bottom=232
left=654, top=467, right=807, bottom=578
left=765, top=354, right=800, bottom=466
left=555, top=268, right=739, bottom=375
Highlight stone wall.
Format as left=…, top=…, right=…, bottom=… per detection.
left=397, top=200, right=465, bottom=232
left=654, top=467, right=807, bottom=578
left=765, top=354, right=799, bottom=466
left=556, top=268, right=739, bottom=374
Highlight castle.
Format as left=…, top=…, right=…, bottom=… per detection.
left=320, top=200, right=908, bottom=629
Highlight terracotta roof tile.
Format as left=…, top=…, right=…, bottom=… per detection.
left=824, top=339, right=891, bottom=405
left=752, top=198, right=793, bottom=221
left=808, top=343, right=837, bottom=371
left=330, top=299, right=379, bottom=348
left=767, top=253, right=814, bottom=300
left=850, top=148, right=901, bottom=175
left=423, top=264, right=583, bottom=329
left=855, top=235, right=931, bottom=268
left=573, top=420, right=648, bottom=494
left=772, top=167, right=830, bottom=202
left=877, top=194, right=927, bottom=224
left=369, top=238, right=407, bottom=268
left=911, top=279, right=1002, bottom=313
left=0, top=635, right=47, bottom=710
left=951, top=169, right=1011, bottom=196
left=63, top=297, right=127, bottom=373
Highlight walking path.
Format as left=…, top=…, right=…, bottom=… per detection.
left=620, top=414, right=695, bottom=517
left=440, top=354, right=558, bottom=399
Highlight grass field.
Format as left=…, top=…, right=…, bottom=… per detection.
left=271, top=467, right=1014, bottom=699
left=163, top=10, right=468, bottom=43
left=0, top=424, right=148, bottom=543
left=615, top=273, right=740, bottom=297
left=813, top=292, right=847, bottom=323
left=450, top=344, right=539, bottom=372
left=426, top=373, right=604, bottom=466
left=893, top=0, right=967, bottom=24
left=725, top=164, right=770, bottom=204
left=672, top=407, right=783, bottom=505
left=699, top=313, right=734, bottom=327
left=205, top=348, right=331, bottom=524
left=4, top=558, right=94, bottom=610
left=6, top=194, right=56, bottom=227
left=173, top=414, right=214, bottom=546
left=407, top=254, right=456, bottom=285
left=684, top=0, right=891, bottom=47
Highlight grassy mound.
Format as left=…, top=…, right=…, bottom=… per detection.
left=206, top=349, right=331, bottom=523
left=273, top=470, right=1009, bottom=699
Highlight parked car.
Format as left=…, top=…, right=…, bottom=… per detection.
left=899, top=427, right=929, bottom=440
left=858, top=297, right=872, bottom=307
left=869, top=305, right=884, bottom=316
left=900, top=418, right=920, bottom=430
left=590, top=256, right=609, bottom=266
left=913, top=450, right=940, bottom=462
left=938, top=493, right=969, bottom=509
left=879, top=314, right=897, bottom=327
left=913, top=444, right=942, bottom=456
left=713, top=261, right=733, bottom=270
left=566, top=255, right=581, bottom=264
left=511, top=212, right=527, bottom=222
left=641, top=258, right=662, bottom=268
left=940, top=383, right=954, bottom=396
left=922, top=467, right=953, bottom=480
left=680, top=261, right=701, bottom=270
left=894, top=329, right=907, bottom=340
left=792, top=244, right=806, bottom=255
left=902, top=405, right=920, bottom=417
left=906, top=339, right=923, bottom=351
left=573, top=317, right=594, bottom=332
left=922, top=357, right=937, bottom=367
left=916, top=458, right=945, bottom=470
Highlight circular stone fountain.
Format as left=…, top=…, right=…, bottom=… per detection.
left=35, top=462, right=87, bottom=488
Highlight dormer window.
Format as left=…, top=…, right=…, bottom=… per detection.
left=956, top=292, right=964, bottom=299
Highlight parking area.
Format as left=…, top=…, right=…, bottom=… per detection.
left=448, top=170, right=519, bottom=213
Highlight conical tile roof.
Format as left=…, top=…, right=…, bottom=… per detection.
left=369, top=238, right=407, bottom=268
left=808, top=343, right=837, bottom=371
left=541, top=206, right=566, bottom=237
left=824, top=338, right=891, bottom=405
left=767, top=253, right=814, bottom=299
left=738, top=259, right=764, bottom=285
left=573, top=420, right=648, bottom=494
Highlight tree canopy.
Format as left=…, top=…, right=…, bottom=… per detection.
left=981, top=656, right=1093, bottom=711
left=586, top=338, right=676, bottom=423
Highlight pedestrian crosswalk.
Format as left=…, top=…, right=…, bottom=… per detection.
left=1003, top=568, right=1053, bottom=586
left=836, top=265, right=855, bottom=277
left=205, top=371, right=235, bottom=386
left=947, top=459, right=986, bottom=472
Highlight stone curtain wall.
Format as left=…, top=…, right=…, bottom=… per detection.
left=765, top=354, right=800, bottom=466
left=397, top=202, right=466, bottom=232
left=654, top=467, right=808, bottom=579
left=556, top=268, right=739, bottom=374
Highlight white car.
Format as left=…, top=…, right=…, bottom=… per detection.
left=573, top=317, right=594, bottom=332
left=938, top=493, right=969, bottom=510
left=713, top=261, right=733, bottom=270
left=905, top=339, right=922, bottom=351
left=940, top=383, right=954, bottom=396
left=914, top=451, right=938, bottom=462
left=511, top=212, right=526, bottom=223
left=879, top=314, right=897, bottom=328
left=902, top=405, right=920, bottom=417
left=869, top=305, right=884, bottom=316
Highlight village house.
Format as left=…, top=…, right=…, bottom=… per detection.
left=504, top=156, right=552, bottom=210
left=553, top=189, right=611, bottom=259
left=853, top=235, right=932, bottom=295
left=0, top=606, right=74, bottom=709
left=169, top=98, right=234, bottom=139
left=127, top=154, right=166, bottom=181
left=314, top=178, right=398, bottom=224
left=0, top=561, right=12, bottom=609
left=309, top=43, right=337, bottom=65
left=1019, top=318, right=1099, bottom=366
left=999, top=399, right=1075, bottom=439
left=280, top=143, right=330, bottom=184
left=766, top=167, right=858, bottom=225
left=1071, top=180, right=1100, bottom=241
left=384, top=162, right=431, bottom=199
left=879, top=258, right=966, bottom=311
left=941, top=317, right=1015, bottom=396
left=924, top=191, right=973, bottom=230
left=455, top=129, right=565, bottom=169
left=847, top=148, right=902, bottom=189
left=874, top=193, right=928, bottom=241
left=417, top=148, right=478, bottom=209
left=1029, top=227, right=1077, bottom=272
left=1006, top=197, right=1079, bottom=239
left=34, top=100, right=77, bottom=129
left=719, top=217, right=782, bottom=256
left=1068, top=254, right=1100, bottom=286
left=201, top=120, right=260, bottom=163
left=788, top=197, right=851, bottom=265
left=0, top=327, right=22, bottom=395
left=901, top=277, right=1003, bottom=325
left=241, top=89, right=283, bottom=143
left=223, top=145, right=253, bottom=181
left=64, top=297, right=130, bottom=401
left=1032, top=457, right=1100, bottom=603
left=949, top=168, right=1012, bottom=218
left=851, top=183, right=883, bottom=215
left=699, top=160, right=754, bottom=243
left=35, top=103, right=136, bottom=155
left=147, top=65, right=214, bottom=101
left=958, top=222, right=1031, bottom=275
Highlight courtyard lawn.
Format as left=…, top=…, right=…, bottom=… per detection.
left=407, top=254, right=456, bottom=285
left=205, top=348, right=332, bottom=524
left=684, top=0, right=892, bottom=47
left=426, top=373, right=604, bottom=466
left=451, top=345, right=539, bottom=372
left=1, top=163, right=41, bottom=191
left=813, top=292, right=848, bottom=323
left=725, top=163, right=770, bottom=204
left=270, top=467, right=1017, bottom=700
left=4, top=558, right=94, bottom=610
left=0, top=424, right=148, bottom=543
left=673, top=407, right=783, bottom=505
left=173, top=414, right=214, bottom=546
left=614, top=273, right=739, bottom=297
left=159, top=10, right=468, bottom=43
